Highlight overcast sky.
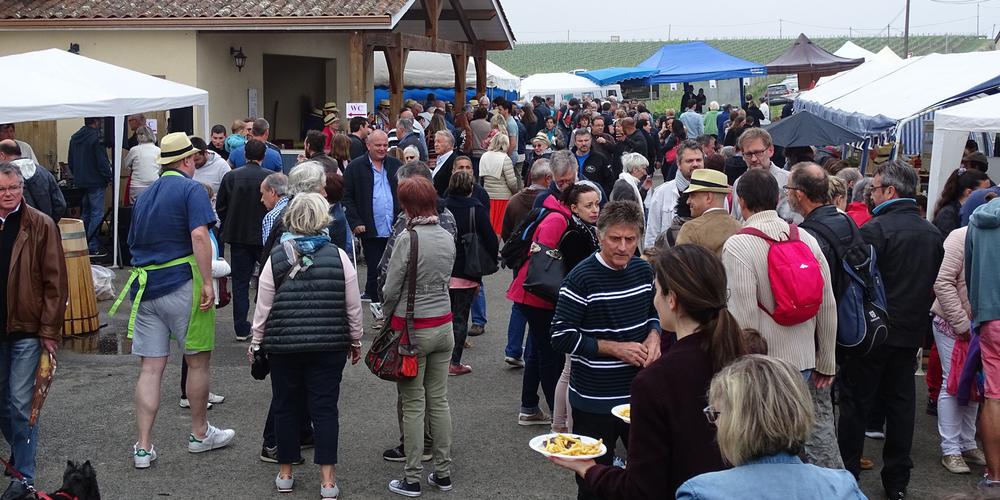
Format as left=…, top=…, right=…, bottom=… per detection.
left=504, top=0, right=1000, bottom=42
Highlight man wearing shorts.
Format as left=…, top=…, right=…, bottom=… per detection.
left=967, top=194, right=1000, bottom=487
left=112, top=133, right=235, bottom=468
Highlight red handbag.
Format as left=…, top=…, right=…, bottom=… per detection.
left=365, top=228, right=419, bottom=381
left=216, top=276, right=231, bottom=308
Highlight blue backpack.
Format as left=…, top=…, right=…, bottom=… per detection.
left=802, top=215, right=889, bottom=358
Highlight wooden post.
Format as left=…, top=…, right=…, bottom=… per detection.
left=423, top=0, right=443, bottom=50
left=473, top=46, right=487, bottom=99
left=452, top=51, right=468, bottom=110
left=348, top=31, right=366, bottom=105
left=385, top=34, right=409, bottom=119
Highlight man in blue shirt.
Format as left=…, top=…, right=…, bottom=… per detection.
left=227, top=118, right=283, bottom=172
left=342, top=130, right=400, bottom=300
left=121, top=132, right=235, bottom=469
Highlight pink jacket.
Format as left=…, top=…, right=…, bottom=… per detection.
left=931, top=226, right=972, bottom=334
left=506, top=195, right=571, bottom=310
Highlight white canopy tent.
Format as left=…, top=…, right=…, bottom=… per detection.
left=816, top=46, right=907, bottom=87
left=519, top=73, right=605, bottom=106
left=927, top=93, right=1000, bottom=219
left=834, top=41, right=876, bottom=61
left=374, top=51, right=520, bottom=92
left=0, top=48, right=210, bottom=267
left=877, top=46, right=902, bottom=62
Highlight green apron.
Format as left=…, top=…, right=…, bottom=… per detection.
left=108, top=171, right=216, bottom=352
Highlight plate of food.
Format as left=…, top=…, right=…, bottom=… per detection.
left=611, top=404, right=630, bottom=424
left=529, top=433, right=607, bottom=460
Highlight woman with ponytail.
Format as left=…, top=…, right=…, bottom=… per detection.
left=550, top=243, right=747, bottom=499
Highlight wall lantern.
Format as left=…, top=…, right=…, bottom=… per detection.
left=230, top=46, right=247, bottom=72
left=68, top=43, right=80, bottom=54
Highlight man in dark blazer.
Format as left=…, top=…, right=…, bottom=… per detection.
left=430, top=129, right=457, bottom=196
left=342, top=129, right=401, bottom=300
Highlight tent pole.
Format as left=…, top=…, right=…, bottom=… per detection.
left=201, top=104, right=210, bottom=140
left=112, top=115, right=124, bottom=269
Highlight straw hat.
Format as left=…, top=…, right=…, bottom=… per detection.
left=378, top=99, right=390, bottom=108
left=323, top=101, right=338, bottom=113
left=683, top=169, right=730, bottom=194
left=157, top=132, right=200, bottom=165
left=310, top=108, right=323, bottom=118
left=531, top=132, right=550, bottom=147
left=324, top=113, right=339, bottom=126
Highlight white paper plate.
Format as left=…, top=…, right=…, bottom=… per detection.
left=611, top=404, right=631, bottom=424
left=529, top=433, right=607, bottom=461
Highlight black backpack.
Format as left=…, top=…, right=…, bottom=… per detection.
left=500, top=207, right=566, bottom=271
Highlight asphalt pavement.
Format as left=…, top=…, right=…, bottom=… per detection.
left=20, top=266, right=994, bottom=499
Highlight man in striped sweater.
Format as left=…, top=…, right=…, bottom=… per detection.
left=551, top=201, right=661, bottom=500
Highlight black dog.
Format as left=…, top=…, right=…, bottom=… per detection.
left=1, top=461, right=100, bottom=500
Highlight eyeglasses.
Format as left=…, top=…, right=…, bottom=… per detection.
left=871, top=184, right=890, bottom=192
left=0, top=185, right=23, bottom=195
left=782, top=186, right=800, bottom=193
left=703, top=405, right=721, bottom=424
left=743, top=149, right=770, bottom=159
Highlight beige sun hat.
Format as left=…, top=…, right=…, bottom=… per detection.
left=156, top=132, right=200, bottom=165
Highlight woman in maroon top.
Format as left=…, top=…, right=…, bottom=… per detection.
left=550, top=244, right=747, bottom=499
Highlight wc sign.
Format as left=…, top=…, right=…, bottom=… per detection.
left=346, top=102, right=368, bottom=118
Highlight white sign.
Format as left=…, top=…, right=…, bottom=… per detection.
left=248, top=88, right=259, bottom=118
left=145, top=119, right=158, bottom=136
left=669, top=83, right=678, bottom=91
left=743, top=78, right=751, bottom=87
left=708, top=80, right=717, bottom=89
left=346, top=102, right=368, bottom=118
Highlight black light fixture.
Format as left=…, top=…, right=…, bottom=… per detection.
left=68, top=43, right=80, bottom=54
left=230, top=46, right=247, bottom=72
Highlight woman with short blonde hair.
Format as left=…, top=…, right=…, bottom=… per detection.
left=676, top=355, right=865, bottom=499
left=250, top=191, right=363, bottom=499
left=478, top=131, right=518, bottom=234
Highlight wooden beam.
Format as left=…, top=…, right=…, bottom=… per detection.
left=384, top=34, right=410, bottom=119
left=366, top=32, right=470, bottom=56
left=401, top=9, right=498, bottom=21
left=452, top=50, right=469, bottom=111
left=348, top=31, right=366, bottom=105
left=447, top=0, right=478, bottom=44
left=476, top=40, right=512, bottom=51
left=421, top=0, right=444, bottom=47
left=473, top=47, right=487, bottom=98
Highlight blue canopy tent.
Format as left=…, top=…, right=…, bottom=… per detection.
left=373, top=87, right=517, bottom=106
left=578, top=67, right=659, bottom=86
left=637, top=42, right=767, bottom=83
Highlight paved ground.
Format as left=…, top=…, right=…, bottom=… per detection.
left=18, top=267, right=994, bottom=499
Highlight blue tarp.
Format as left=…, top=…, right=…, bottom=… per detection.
left=638, top=42, right=767, bottom=84
left=374, top=87, right=518, bottom=106
left=578, top=67, right=659, bottom=86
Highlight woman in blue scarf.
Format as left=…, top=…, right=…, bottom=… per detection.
left=249, top=193, right=364, bottom=500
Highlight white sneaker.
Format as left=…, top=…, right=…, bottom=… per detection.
left=133, top=443, right=157, bottom=469
left=178, top=398, right=213, bottom=410
left=207, top=392, right=225, bottom=404
left=188, top=423, right=235, bottom=453
left=865, top=430, right=886, bottom=440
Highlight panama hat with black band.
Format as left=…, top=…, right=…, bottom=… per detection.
left=156, top=132, right=200, bottom=165
left=683, top=168, right=730, bottom=194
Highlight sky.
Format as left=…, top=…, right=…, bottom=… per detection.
left=503, top=0, right=1000, bottom=42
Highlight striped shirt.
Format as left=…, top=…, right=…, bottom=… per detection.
left=551, top=253, right=660, bottom=414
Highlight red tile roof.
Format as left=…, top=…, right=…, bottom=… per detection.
left=0, top=0, right=411, bottom=19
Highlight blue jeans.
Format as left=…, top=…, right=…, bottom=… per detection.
left=82, top=187, right=105, bottom=253
left=229, top=243, right=260, bottom=338
left=471, top=284, right=487, bottom=327
left=0, top=338, right=41, bottom=484
left=505, top=300, right=528, bottom=359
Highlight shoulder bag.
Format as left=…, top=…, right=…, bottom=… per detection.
left=365, top=228, right=420, bottom=381
left=461, top=207, right=499, bottom=279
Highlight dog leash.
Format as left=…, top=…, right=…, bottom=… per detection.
left=0, top=456, right=78, bottom=500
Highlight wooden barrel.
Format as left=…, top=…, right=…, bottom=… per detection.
left=58, top=219, right=99, bottom=336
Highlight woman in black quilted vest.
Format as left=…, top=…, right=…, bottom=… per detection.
left=249, top=192, right=363, bottom=500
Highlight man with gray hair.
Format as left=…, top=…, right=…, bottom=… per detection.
left=259, top=173, right=288, bottom=243
left=430, top=130, right=457, bottom=195
left=228, top=118, right=283, bottom=172
left=0, top=161, right=66, bottom=495
left=838, top=160, right=944, bottom=499
left=551, top=201, right=661, bottom=499
left=0, top=140, right=65, bottom=222
left=532, top=150, right=578, bottom=209
left=396, top=117, right=427, bottom=162
left=644, top=139, right=704, bottom=248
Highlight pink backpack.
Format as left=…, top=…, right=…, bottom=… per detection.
left=739, top=224, right=824, bottom=326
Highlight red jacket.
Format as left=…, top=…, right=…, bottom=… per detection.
left=846, top=201, right=872, bottom=227
left=506, top=195, right=571, bottom=310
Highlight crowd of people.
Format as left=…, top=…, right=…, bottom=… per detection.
left=1, top=86, right=999, bottom=500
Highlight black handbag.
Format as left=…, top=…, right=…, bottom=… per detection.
left=461, top=207, right=499, bottom=279
left=522, top=241, right=565, bottom=304
left=250, top=344, right=269, bottom=380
